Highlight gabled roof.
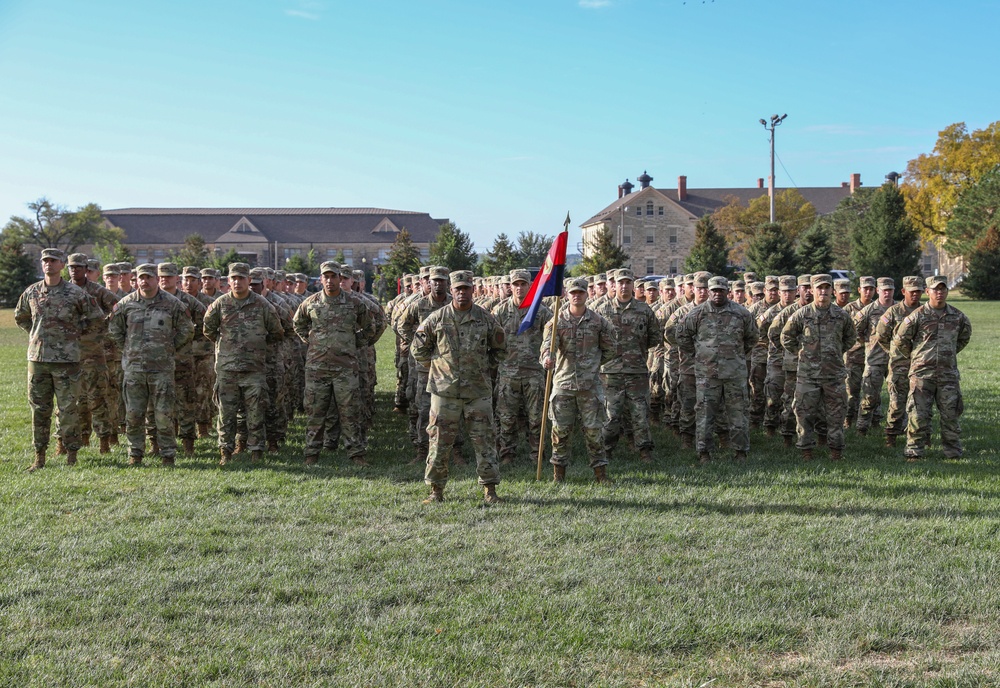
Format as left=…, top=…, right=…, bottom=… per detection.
left=102, top=207, right=445, bottom=245
left=581, top=186, right=697, bottom=227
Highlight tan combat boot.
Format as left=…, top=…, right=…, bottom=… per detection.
left=422, top=485, right=444, bottom=504
left=483, top=484, right=501, bottom=504
left=267, top=438, right=279, bottom=453
left=783, top=435, right=794, bottom=448
left=251, top=450, right=263, bottom=463
left=818, top=434, right=827, bottom=446
left=27, top=450, right=46, bottom=472
left=183, top=437, right=195, bottom=456
left=66, top=450, right=78, bottom=466
left=99, top=435, right=111, bottom=454
left=128, top=454, right=143, bottom=466
left=109, top=433, right=120, bottom=447
left=56, top=438, right=67, bottom=455
left=162, top=455, right=175, bottom=467
left=830, top=448, right=842, bottom=461
left=639, top=448, right=653, bottom=464
left=593, top=465, right=612, bottom=484
left=304, top=454, right=319, bottom=466
left=553, top=465, right=566, bottom=483
left=149, top=438, right=160, bottom=457
left=681, top=433, right=694, bottom=449
left=884, top=434, right=896, bottom=448
left=409, top=446, right=427, bottom=466
left=234, top=438, right=246, bottom=455
left=734, top=450, right=748, bottom=464
left=219, top=448, right=232, bottom=466
left=698, top=452, right=711, bottom=465
left=802, top=448, right=813, bottom=462
left=197, top=423, right=210, bottom=439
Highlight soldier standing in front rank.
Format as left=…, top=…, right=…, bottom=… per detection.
left=759, top=275, right=797, bottom=436
left=665, top=272, right=710, bottom=449
left=875, top=276, right=924, bottom=448
left=748, top=276, right=779, bottom=428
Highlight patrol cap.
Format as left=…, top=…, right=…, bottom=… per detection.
left=419, top=265, right=431, bottom=279
left=925, top=275, right=948, bottom=289
left=499, top=274, right=511, bottom=285
left=743, top=271, right=759, bottom=284
left=349, top=270, right=362, bottom=282
left=750, top=281, right=765, bottom=296
left=157, top=262, right=179, bottom=277
left=616, top=268, right=634, bottom=281
left=586, top=275, right=595, bottom=285
left=659, top=277, right=676, bottom=290
left=249, top=267, right=267, bottom=284
left=429, top=266, right=449, bottom=280
left=319, top=261, right=342, bottom=276
left=40, top=248, right=66, bottom=262
left=87, top=259, right=101, bottom=271
left=810, top=273, right=834, bottom=288
left=796, top=274, right=812, bottom=287
left=295, top=273, right=308, bottom=283
left=779, top=275, right=797, bottom=291
left=902, top=276, right=924, bottom=291
left=834, top=279, right=852, bottom=293
left=67, top=253, right=89, bottom=267
left=595, top=272, right=607, bottom=284
left=684, top=273, right=696, bottom=285
left=228, top=262, right=251, bottom=278
left=605, top=269, right=618, bottom=282
left=732, top=279, right=746, bottom=291
left=765, top=276, right=779, bottom=290
left=565, top=277, right=589, bottom=293
left=272, top=270, right=285, bottom=281
left=118, top=261, right=133, bottom=272
left=645, top=281, right=659, bottom=291
left=708, top=276, right=729, bottom=291
left=181, top=266, right=201, bottom=278
left=450, top=270, right=474, bottom=287
left=859, top=276, right=876, bottom=289
left=135, top=263, right=157, bottom=277
left=200, top=268, right=217, bottom=278
left=693, top=272, right=711, bottom=289
left=510, top=269, right=531, bottom=284
left=262, top=268, right=275, bottom=281
left=876, top=277, right=895, bottom=290
left=103, top=263, right=121, bottom=276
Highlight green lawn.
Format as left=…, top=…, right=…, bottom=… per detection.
left=3, top=300, right=1000, bottom=687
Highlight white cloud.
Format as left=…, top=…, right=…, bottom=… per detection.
left=579, top=0, right=612, bottom=8
left=285, top=1, right=324, bottom=20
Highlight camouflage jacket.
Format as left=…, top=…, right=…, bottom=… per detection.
left=108, top=289, right=194, bottom=374
left=358, top=291, right=387, bottom=345
left=594, top=296, right=660, bottom=375
left=541, top=307, right=616, bottom=392
left=854, top=301, right=891, bottom=367
left=890, top=304, right=972, bottom=381
left=665, top=301, right=698, bottom=376
left=163, top=288, right=208, bottom=362
left=203, top=291, right=284, bottom=373
left=876, top=302, right=921, bottom=371
left=758, top=302, right=787, bottom=367
left=79, top=280, right=119, bottom=361
left=781, top=303, right=857, bottom=380
left=412, top=304, right=506, bottom=400
left=770, top=302, right=804, bottom=372
left=200, top=289, right=221, bottom=303
left=491, top=295, right=551, bottom=377
left=293, top=289, right=374, bottom=374
left=188, top=292, right=217, bottom=357
left=14, top=278, right=101, bottom=364
left=676, top=300, right=758, bottom=380
left=399, top=294, right=452, bottom=366
left=843, top=298, right=870, bottom=354
left=391, top=291, right=423, bottom=340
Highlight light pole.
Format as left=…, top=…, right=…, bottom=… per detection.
left=759, top=114, right=787, bottom=223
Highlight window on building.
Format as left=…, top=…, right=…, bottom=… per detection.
left=635, top=206, right=641, bottom=216
left=342, top=249, right=353, bottom=263
left=923, top=255, right=934, bottom=274
left=646, top=202, right=654, bottom=216
left=153, top=249, right=164, bottom=263
left=669, top=259, right=679, bottom=275
left=136, top=249, right=148, bottom=259
left=623, top=230, right=631, bottom=245
left=378, top=248, right=390, bottom=262
left=646, top=229, right=655, bottom=244
left=646, top=258, right=655, bottom=275
left=327, top=248, right=337, bottom=258
left=420, top=247, right=430, bottom=261
left=283, top=248, right=299, bottom=260
left=669, top=226, right=677, bottom=245
left=658, top=206, right=664, bottom=215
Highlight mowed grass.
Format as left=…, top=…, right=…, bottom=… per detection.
left=3, top=299, right=1000, bottom=687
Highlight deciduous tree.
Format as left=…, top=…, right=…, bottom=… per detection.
left=712, top=189, right=817, bottom=264
left=959, top=225, right=1000, bottom=299
left=5, top=198, right=123, bottom=254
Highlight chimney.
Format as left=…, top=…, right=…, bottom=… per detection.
left=638, top=170, right=653, bottom=189
left=620, top=179, right=634, bottom=197
left=677, top=175, right=688, bottom=201
left=850, top=173, right=862, bottom=194
left=757, top=178, right=764, bottom=189
left=618, top=185, right=624, bottom=199
left=841, top=182, right=849, bottom=188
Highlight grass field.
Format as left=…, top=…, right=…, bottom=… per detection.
left=3, top=298, right=1000, bottom=687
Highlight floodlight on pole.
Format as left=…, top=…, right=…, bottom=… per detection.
left=760, top=113, right=788, bottom=223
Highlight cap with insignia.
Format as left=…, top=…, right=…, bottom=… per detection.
left=103, top=263, right=121, bottom=276
left=499, top=274, right=511, bottom=285
left=419, top=266, right=431, bottom=279
left=859, top=276, right=876, bottom=289
left=228, top=262, right=251, bottom=278
left=708, top=276, right=729, bottom=291
left=645, top=281, right=659, bottom=291
left=429, top=266, right=449, bottom=280
left=732, top=279, right=746, bottom=290
left=595, top=272, right=607, bottom=283
left=118, top=262, right=133, bottom=272
left=834, top=279, right=852, bottom=293
left=157, top=262, right=179, bottom=277
left=796, top=274, right=812, bottom=287
left=779, top=275, right=797, bottom=291
left=200, top=268, right=216, bottom=278
left=693, top=272, right=711, bottom=288
left=87, top=259, right=101, bottom=271
left=135, top=263, right=157, bottom=277
left=181, top=266, right=201, bottom=278
left=249, top=267, right=267, bottom=284
left=749, top=281, right=765, bottom=296
left=450, top=270, right=474, bottom=287
left=67, top=253, right=89, bottom=267
left=765, top=275, right=779, bottom=290
left=902, top=276, right=924, bottom=291
left=660, top=277, right=676, bottom=289
left=810, top=273, right=834, bottom=287
left=684, top=273, right=695, bottom=285
left=565, top=277, right=588, bottom=293
left=925, top=275, right=947, bottom=289
left=295, top=273, right=308, bottom=283
left=510, top=269, right=531, bottom=284
left=319, top=261, right=342, bottom=275
left=876, top=277, right=895, bottom=290
left=743, top=271, right=758, bottom=283
left=616, top=268, right=635, bottom=281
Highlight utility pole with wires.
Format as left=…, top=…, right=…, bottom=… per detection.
left=759, top=113, right=787, bottom=223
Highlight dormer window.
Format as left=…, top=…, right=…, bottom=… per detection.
left=373, top=217, right=400, bottom=234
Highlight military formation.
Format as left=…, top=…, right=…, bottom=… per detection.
left=17, top=249, right=974, bottom=502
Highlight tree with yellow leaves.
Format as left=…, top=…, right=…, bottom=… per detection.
left=711, top=189, right=816, bottom=265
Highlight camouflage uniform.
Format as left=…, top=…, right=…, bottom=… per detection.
left=386, top=280, right=412, bottom=410
left=759, top=289, right=791, bottom=432
left=293, top=267, right=374, bottom=463
left=677, top=280, right=758, bottom=456
left=891, top=283, right=972, bottom=459
left=875, top=285, right=922, bottom=441
left=747, top=278, right=778, bottom=425
left=108, top=275, right=194, bottom=462
left=770, top=278, right=811, bottom=440
left=259, top=276, right=295, bottom=446
left=75, top=274, right=119, bottom=442
left=203, top=274, right=283, bottom=455
left=353, top=279, right=386, bottom=444
left=491, top=281, right=552, bottom=464
left=665, top=298, right=698, bottom=440
left=15, top=265, right=100, bottom=457
left=102, top=265, right=126, bottom=432
left=781, top=277, right=857, bottom=453
left=413, top=273, right=506, bottom=490
left=854, top=294, right=893, bottom=434
left=842, top=281, right=873, bottom=427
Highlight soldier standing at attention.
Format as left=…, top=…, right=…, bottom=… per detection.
left=203, top=263, right=284, bottom=466
left=665, top=272, right=710, bottom=449
left=760, top=276, right=797, bottom=436
left=413, top=270, right=506, bottom=504
left=594, top=268, right=660, bottom=463
left=771, top=274, right=813, bottom=446
left=182, top=266, right=219, bottom=439
left=875, top=276, right=925, bottom=448
left=16, top=248, right=101, bottom=471
left=781, top=274, right=857, bottom=461
left=294, top=262, right=374, bottom=466
left=101, top=263, right=125, bottom=440
left=891, top=276, right=972, bottom=460
left=748, top=276, right=779, bottom=428
left=108, top=264, right=194, bottom=466
left=843, top=276, right=876, bottom=428
left=834, top=279, right=852, bottom=308
left=855, top=277, right=895, bottom=435
left=491, top=268, right=552, bottom=465
left=677, top=276, right=758, bottom=464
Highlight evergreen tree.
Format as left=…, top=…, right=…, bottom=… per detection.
left=284, top=248, right=320, bottom=275
left=428, top=221, right=477, bottom=271
left=850, top=182, right=922, bottom=298
left=683, top=215, right=730, bottom=276
left=479, top=233, right=517, bottom=276
left=212, top=248, right=244, bottom=271
left=0, top=233, right=39, bottom=307
left=795, top=220, right=835, bottom=275
left=579, top=225, right=630, bottom=275
left=514, top=231, right=553, bottom=267
left=959, top=225, right=1000, bottom=299
left=169, top=233, right=210, bottom=267
left=745, top=223, right=799, bottom=276
left=92, top=239, right=134, bottom=267
left=382, top=228, right=422, bottom=296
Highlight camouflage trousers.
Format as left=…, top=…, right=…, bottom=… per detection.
left=665, top=352, right=679, bottom=426
left=677, top=371, right=697, bottom=437
left=856, top=361, right=888, bottom=433
left=79, top=354, right=113, bottom=439
left=425, top=395, right=499, bottom=488
left=793, top=376, right=847, bottom=450
left=763, top=362, right=785, bottom=429
left=905, top=376, right=964, bottom=458
left=216, top=371, right=267, bottom=452
left=781, top=368, right=799, bottom=438
left=357, top=345, right=376, bottom=437
left=126, top=370, right=177, bottom=459
left=884, top=366, right=911, bottom=437
left=696, top=376, right=750, bottom=453
left=844, top=348, right=865, bottom=425
left=496, top=372, right=545, bottom=462
left=601, top=373, right=653, bottom=452
left=748, top=349, right=768, bottom=425
left=28, top=361, right=82, bottom=452
left=265, top=361, right=287, bottom=444
left=106, top=354, right=124, bottom=430
left=193, top=354, right=216, bottom=427
left=413, top=369, right=433, bottom=451
left=648, top=351, right=665, bottom=421
left=549, top=388, right=607, bottom=468
left=394, top=337, right=409, bottom=409
left=406, top=354, right=419, bottom=443
left=150, top=355, right=196, bottom=441
left=303, top=368, right=363, bottom=460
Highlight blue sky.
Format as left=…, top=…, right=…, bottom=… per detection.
left=1, top=0, right=997, bottom=251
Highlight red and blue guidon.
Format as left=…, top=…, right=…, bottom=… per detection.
left=517, top=230, right=568, bottom=335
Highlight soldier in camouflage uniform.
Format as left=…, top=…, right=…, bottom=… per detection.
left=891, top=275, right=972, bottom=459
left=769, top=275, right=813, bottom=445
left=247, top=267, right=294, bottom=451
left=677, top=276, right=758, bottom=463
left=854, top=277, right=895, bottom=435
left=843, top=276, right=876, bottom=428
left=594, top=268, right=660, bottom=462
left=347, top=267, right=386, bottom=447
left=834, top=279, right=851, bottom=308
left=386, top=274, right=414, bottom=413
left=203, top=263, right=284, bottom=465
left=665, top=272, right=710, bottom=448
left=748, top=276, right=779, bottom=427
left=108, top=264, right=194, bottom=466
left=66, top=253, right=119, bottom=453
left=413, top=270, right=506, bottom=504
left=400, top=266, right=431, bottom=443
left=181, top=266, right=219, bottom=438
left=101, top=263, right=125, bottom=438
left=491, top=268, right=552, bottom=465
left=294, top=261, right=374, bottom=466
left=759, top=276, right=796, bottom=435
left=16, top=249, right=101, bottom=471
left=781, top=274, right=857, bottom=461
left=201, top=268, right=222, bottom=300
left=661, top=274, right=692, bottom=432
left=644, top=279, right=665, bottom=425
left=875, top=276, right=924, bottom=447
left=730, top=279, right=747, bottom=307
